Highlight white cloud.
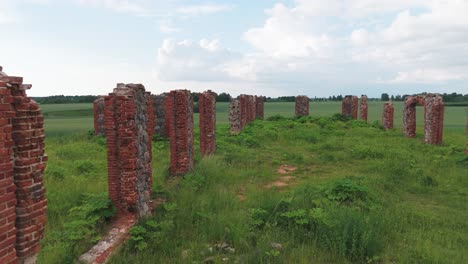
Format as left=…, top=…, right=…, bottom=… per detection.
left=156, top=39, right=242, bottom=82
left=176, top=4, right=233, bottom=16
left=159, top=19, right=179, bottom=34
left=0, top=0, right=20, bottom=24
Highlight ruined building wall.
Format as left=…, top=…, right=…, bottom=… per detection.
left=255, top=96, right=264, bottom=120
left=229, top=99, right=241, bottom=135
left=166, top=90, right=194, bottom=175
left=0, top=67, right=47, bottom=264
left=342, top=95, right=358, bottom=119
left=295, top=96, right=309, bottom=116
left=199, top=90, right=217, bottom=156
left=360, top=95, right=368, bottom=121
left=152, top=94, right=167, bottom=138
left=403, top=94, right=444, bottom=145
left=104, top=83, right=154, bottom=217
left=93, top=97, right=105, bottom=136
left=382, top=102, right=394, bottom=130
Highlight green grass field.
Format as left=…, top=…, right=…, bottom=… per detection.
left=37, top=102, right=467, bottom=264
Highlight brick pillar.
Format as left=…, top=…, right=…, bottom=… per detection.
left=229, top=99, right=241, bottom=135
left=0, top=68, right=47, bottom=264
left=360, top=95, right=368, bottom=121
left=342, top=95, right=358, bottom=119
left=166, top=90, right=194, bottom=176
left=239, top=95, right=248, bottom=129
left=104, top=83, right=154, bottom=217
left=199, top=90, right=217, bottom=156
left=93, top=97, right=105, bottom=136
left=295, top=96, right=309, bottom=116
left=255, top=96, right=264, bottom=120
left=0, top=80, right=18, bottom=264
left=152, top=94, right=167, bottom=138
left=403, top=96, right=418, bottom=138
left=423, top=94, right=444, bottom=145
left=382, top=102, right=394, bottom=130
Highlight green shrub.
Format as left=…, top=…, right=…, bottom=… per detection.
left=74, top=160, right=97, bottom=174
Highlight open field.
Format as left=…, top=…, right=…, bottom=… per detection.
left=37, top=102, right=467, bottom=263
left=41, top=101, right=468, bottom=136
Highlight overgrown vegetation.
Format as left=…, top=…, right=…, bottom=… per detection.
left=38, top=104, right=467, bottom=263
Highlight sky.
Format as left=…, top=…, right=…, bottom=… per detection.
left=1, top=0, right=468, bottom=97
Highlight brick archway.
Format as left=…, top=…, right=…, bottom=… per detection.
left=403, top=94, right=444, bottom=145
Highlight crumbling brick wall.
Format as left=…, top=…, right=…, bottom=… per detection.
left=104, top=83, right=154, bottom=217
left=295, top=96, right=309, bottom=116
left=165, top=90, right=194, bottom=175
left=239, top=95, right=256, bottom=128
left=360, top=95, right=368, bottom=121
left=382, top=102, right=394, bottom=130
left=342, top=95, right=358, bottom=119
left=229, top=99, right=241, bottom=135
left=93, top=97, right=105, bottom=136
left=0, top=67, right=47, bottom=264
left=152, top=94, right=167, bottom=138
left=403, top=94, right=444, bottom=145
left=255, top=96, right=264, bottom=120
left=199, top=90, right=217, bottom=156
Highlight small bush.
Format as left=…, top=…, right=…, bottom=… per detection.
left=74, top=160, right=97, bottom=174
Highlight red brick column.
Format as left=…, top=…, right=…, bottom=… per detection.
left=229, top=99, right=241, bottom=135
left=104, top=83, right=154, bottom=216
left=0, top=68, right=47, bottom=264
left=93, top=97, right=105, bottom=136
left=199, top=90, right=217, bottom=156
left=255, top=96, right=264, bottom=120
left=403, top=96, right=419, bottom=138
left=342, top=95, right=358, bottom=119
left=295, top=96, right=309, bottom=116
left=0, top=79, right=18, bottom=264
left=360, top=95, right=368, bottom=121
left=382, top=102, right=394, bottom=130
left=166, top=90, right=194, bottom=176
left=152, top=94, right=168, bottom=138
left=423, top=94, right=444, bottom=145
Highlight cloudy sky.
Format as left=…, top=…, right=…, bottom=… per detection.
left=1, top=0, right=467, bottom=97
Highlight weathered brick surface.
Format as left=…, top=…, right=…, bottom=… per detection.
left=239, top=95, right=256, bottom=128
left=93, top=97, right=105, bottom=136
left=104, top=83, right=154, bottom=216
left=403, top=94, right=444, bottom=145
left=360, top=95, right=368, bottom=121
left=342, top=95, right=358, bottom=119
left=199, top=90, right=217, bottom=156
left=166, top=90, right=194, bottom=175
left=255, top=96, right=265, bottom=120
left=295, top=96, right=309, bottom=116
left=382, top=102, right=394, bottom=130
left=229, top=99, right=241, bottom=135
left=152, top=94, right=168, bottom=138
left=0, top=67, right=47, bottom=263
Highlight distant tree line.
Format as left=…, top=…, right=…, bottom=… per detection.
left=380, top=92, right=468, bottom=102
left=32, top=92, right=468, bottom=104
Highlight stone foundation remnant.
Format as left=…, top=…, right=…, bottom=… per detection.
left=199, top=90, right=217, bottom=156
left=152, top=94, right=168, bottom=138
left=229, top=99, right=241, bottom=134
left=360, top=95, right=368, bottom=121
left=295, top=96, right=309, bottom=116
left=382, top=102, right=394, bottom=130
left=403, top=94, right=444, bottom=145
left=255, top=96, right=264, bottom=120
left=0, top=67, right=48, bottom=264
left=93, top=97, right=105, bottom=136
left=104, top=83, right=154, bottom=216
left=342, top=95, right=358, bottom=119
left=166, top=90, right=194, bottom=175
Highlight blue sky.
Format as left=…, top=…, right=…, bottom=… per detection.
left=1, top=0, right=467, bottom=97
